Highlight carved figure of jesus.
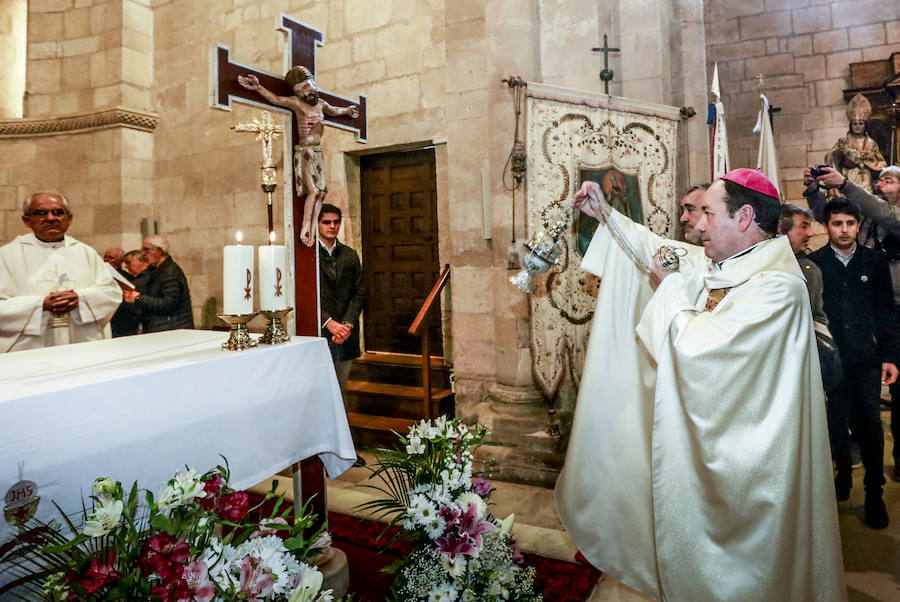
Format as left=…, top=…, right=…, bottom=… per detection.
left=238, top=67, right=359, bottom=246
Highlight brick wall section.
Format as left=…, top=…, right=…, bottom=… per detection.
left=705, top=0, right=900, bottom=204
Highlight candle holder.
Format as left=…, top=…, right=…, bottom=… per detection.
left=259, top=308, right=293, bottom=345
left=217, top=313, right=259, bottom=351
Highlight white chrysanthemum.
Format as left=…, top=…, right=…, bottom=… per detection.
left=203, top=540, right=241, bottom=590
left=82, top=499, right=123, bottom=537
left=456, top=492, right=486, bottom=518
left=440, top=554, right=466, bottom=578
left=237, top=535, right=302, bottom=595
left=427, top=581, right=459, bottom=602
left=460, top=590, right=476, bottom=602
left=423, top=515, right=447, bottom=539
left=413, top=497, right=439, bottom=525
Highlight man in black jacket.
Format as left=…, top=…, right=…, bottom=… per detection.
left=809, top=198, right=899, bottom=529
left=806, top=165, right=900, bottom=481
left=318, top=204, right=364, bottom=394
left=122, top=235, right=194, bottom=332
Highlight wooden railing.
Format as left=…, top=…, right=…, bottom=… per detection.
left=408, top=264, right=451, bottom=419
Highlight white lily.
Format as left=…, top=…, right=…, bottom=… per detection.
left=83, top=499, right=124, bottom=537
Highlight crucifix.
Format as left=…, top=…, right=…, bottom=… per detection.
left=231, top=110, right=283, bottom=239
left=592, top=34, right=620, bottom=95
left=212, top=14, right=367, bottom=532
left=212, top=14, right=368, bottom=338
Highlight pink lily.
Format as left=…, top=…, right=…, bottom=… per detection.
left=457, top=503, right=495, bottom=548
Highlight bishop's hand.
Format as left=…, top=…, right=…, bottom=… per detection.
left=571, top=181, right=610, bottom=220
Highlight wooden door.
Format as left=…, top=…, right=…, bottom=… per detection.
left=361, top=149, right=442, bottom=355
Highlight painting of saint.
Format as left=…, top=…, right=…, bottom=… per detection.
left=575, top=167, right=643, bottom=256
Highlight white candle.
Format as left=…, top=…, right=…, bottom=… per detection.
left=223, top=231, right=254, bottom=315
left=258, top=233, right=287, bottom=310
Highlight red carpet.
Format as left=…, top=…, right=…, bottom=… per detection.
left=326, top=512, right=602, bottom=601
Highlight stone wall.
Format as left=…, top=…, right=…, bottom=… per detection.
left=0, top=0, right=154, bottom=258
left=705, top=0, right=900, bottom=205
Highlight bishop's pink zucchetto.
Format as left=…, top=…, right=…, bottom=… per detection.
left=720, top=168, right=780, bottom=201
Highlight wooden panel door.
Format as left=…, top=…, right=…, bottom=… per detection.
left=361, top=149, right=442, bottom=355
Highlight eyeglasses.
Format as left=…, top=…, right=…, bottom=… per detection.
left=27, top=209, right=68, bottom=217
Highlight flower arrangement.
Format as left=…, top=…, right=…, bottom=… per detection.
left=360, top=416, right=542, bottom=602
left=0, top=460, right=336, bottom=601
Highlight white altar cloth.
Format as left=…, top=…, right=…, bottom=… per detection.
left=0, top=330, right=355, bottom=549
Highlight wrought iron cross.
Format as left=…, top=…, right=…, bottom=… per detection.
left=592, top=34, right=620, bottom=94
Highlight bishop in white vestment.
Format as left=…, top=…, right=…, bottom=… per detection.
left=0, top=193, right=121, bottom=353
left=556, top=170, right=845, bottom=601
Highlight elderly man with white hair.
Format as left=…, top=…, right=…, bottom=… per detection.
left=0, top=191, right=121, bottom=352
left=121, top=234, right=194, bottom=332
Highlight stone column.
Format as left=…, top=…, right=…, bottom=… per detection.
left=0, top=0, right=26, bottom=118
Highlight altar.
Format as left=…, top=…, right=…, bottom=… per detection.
left=0, top=330, right=356, bottom=549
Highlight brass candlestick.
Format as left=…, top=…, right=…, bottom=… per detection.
left=258, top=307, right=293, bottom=345
left=218, top=313, right=259, bottom=351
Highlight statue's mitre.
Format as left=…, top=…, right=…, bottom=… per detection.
left=846, top=93, right=872, bottom=122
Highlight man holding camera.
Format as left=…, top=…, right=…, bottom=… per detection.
left=805, top=165, right=900, bottom=483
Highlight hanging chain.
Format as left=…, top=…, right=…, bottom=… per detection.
left=502, top=75, right=527, bottom=243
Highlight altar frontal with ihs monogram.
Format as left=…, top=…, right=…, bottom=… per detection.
left=524, top=83, right=680, bottom=400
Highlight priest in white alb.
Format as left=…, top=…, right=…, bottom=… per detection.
left=0, top=192, right=122, bottom=353
left=555, top=169, right=845, bottom=601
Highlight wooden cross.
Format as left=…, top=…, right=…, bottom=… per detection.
left=592, top=34, right=620, bottom=95
left=212, top=14, right=368, bottom=337
left=212, top=17, right=367, bottom=531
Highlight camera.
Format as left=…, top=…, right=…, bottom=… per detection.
left=810, top=164, right=830, bottom=178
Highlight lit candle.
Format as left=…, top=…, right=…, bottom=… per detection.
left=258, top=231, right=287, bottom=310
left=223, top=231, right=254, bottom=315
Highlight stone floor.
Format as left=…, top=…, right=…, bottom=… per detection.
left=318, top=409, right=900, bottom=601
